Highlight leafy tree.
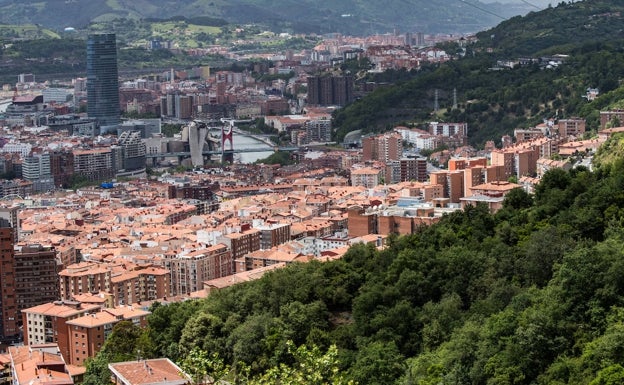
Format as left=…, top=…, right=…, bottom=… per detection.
left=147, top=300, right=203, bottom=361
left=591, top=364, right=624, bottom=385
left=179, top=313, right=226, bottom=356
left=254, top=151, right=294, bottom=166
left=248, top=342, right=354, bottom=385
left=180, top=348, right=230, bottom=385
left=350, top=341, right=405, bottom=385
left=100, top=321, right=143, bottom=362
left=502, top=187, right=533, bottom=210
left=83, top=353, right=113, bottom=385
left=162, top=123, right=183, bottom=138
left=137, top=135, right=624, bottom=385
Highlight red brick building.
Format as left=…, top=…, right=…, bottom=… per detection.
left=220, top=226, right=261, bottom=260
left=59, top=262, right=110, bottom=301
left=14, top=244, right=61, bottom=325
left=0, top=226, right=16, bottom=340
left=347, top=206, right=377, bottom=237
left=66, top=307, right=149, bottom=366
left=59, top=262, right=170, bottom=307
left=22, top=301, right=101, bottom=363
left=164, top=244, right=232, bottom=296
left=362, top=133, right=403, bottom=163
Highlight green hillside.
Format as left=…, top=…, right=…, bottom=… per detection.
left=0, top=0, right=534, bottom=35
left=85, top=154, right=624, bottom=385
left=0, top=16, right=322, bottom=84
left=475, top=0, right=624, bottom=56
left=0, top=24, right=59, bottom=39
left=332, top=0, right=624, bottom=146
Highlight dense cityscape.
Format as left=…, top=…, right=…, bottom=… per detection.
left=2, top=1, right=624, bottom=384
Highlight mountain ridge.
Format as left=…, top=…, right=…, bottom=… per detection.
left=0, top=0, right=536, bottom=35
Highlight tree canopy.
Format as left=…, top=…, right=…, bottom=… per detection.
left=81, top=155, right=624, bottom=384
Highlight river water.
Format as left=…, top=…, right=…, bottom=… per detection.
left=0, top=100, right=11, bottom=113
left=209, top=129, right=274, bottom=164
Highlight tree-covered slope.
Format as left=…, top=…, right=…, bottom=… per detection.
left=0, top=0, right=533, bottom=34
left=332, top=0, right=624, bottom=146
left=475, top=0, right=624, bottom=56
left=91, top=151, right=624, bottom=385
left=83, top=134, right=624, bottom=384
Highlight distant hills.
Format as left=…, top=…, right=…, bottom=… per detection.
left=0, top=0, right=537, bottom=35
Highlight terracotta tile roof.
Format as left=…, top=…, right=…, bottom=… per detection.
left=109, top=358, right=190, bottom=385
left=470, top=181, right=521, bottom=192
left=205, top=262, right=288, bottom=290
left=71, top=293, right=110, bottom=304
left=0, top=353, right=10, bottom=366
left=9, top=345, right=73, bottom=385
left=66, top=364, right=86, bottom=377
left=66, top=306, right=150, bottom=328
left=66, top=311, right=117, bottom=328
left=103, top=307, right=150, bottom=320
left=22, top=302, right=101, bottom=318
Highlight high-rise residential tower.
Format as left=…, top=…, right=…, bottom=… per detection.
left=87, top=33, right=120, bottom=130
left=306, top=75, right=354, bottom=107
left=0, top=210, right=16, bottom=341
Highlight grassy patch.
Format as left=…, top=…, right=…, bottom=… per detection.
left=0, top=24, right=60, bottom=39
left=105, top=0, right=123, bottom=11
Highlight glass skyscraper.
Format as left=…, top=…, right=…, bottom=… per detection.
left=87, top=33, right=120, bottom=130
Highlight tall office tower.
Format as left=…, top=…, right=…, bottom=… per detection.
left=87, top=33, right=120, bottom=131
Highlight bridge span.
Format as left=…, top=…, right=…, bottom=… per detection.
left=145, top=146, right=299, bottom=159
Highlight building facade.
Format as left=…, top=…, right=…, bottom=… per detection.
left=87, top=33, right=120, bottom=130
left=22, top=301, right=101, bottom=363
left=163, top=245, right=232, bottom=296
left=362, top=133, right=403, bottom=163
left=66, top=307, right=149, bottom=365
left=72, top=148, right=114, bottom=182
left=0, top=225, right=16, bottom=340
left=307, top=75, right=354, bottom=106
left=14, top=244, right=61, bottom=328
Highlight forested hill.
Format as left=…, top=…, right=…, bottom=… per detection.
left=333, top=0, right=624, bottom=146
left=0, top=0, right=531, bottom=35
left=475, top=0, right=624, bottom=56
left=84, top=136, right=624, bottom=385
